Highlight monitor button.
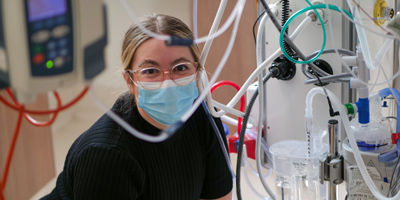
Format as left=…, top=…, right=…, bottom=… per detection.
left=33, top=53, right=45, bottom=65
left=54, top=57, right=65, bottom=67
left=32, top=30, right=50, bottom=43
left=58, top=38, right=68, bottom=47
left=52, top=25, right=70, bottom=38
left=47, top=41, right=57, bottom=50
left=59, top=48, right=69, bottom=56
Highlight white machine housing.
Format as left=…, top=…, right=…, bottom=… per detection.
left=0, top=0, right=107, bottom=103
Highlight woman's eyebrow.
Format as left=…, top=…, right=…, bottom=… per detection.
left=171, top=57, right=192, bottom=65
left=138, top=59, right=159, bottom=68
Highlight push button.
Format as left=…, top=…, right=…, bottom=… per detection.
left=33, top=22, right=44, bottom=31
left=57, top=16, right=67, bottom=24
left=52, top=25, right=70, bottom=38
left=54, top=57, right=65, bottom=67
left=33, top=45, right=43, bottom=54
left=58, top=38, right=68, bottom=47
left=47, top=41, right=56, bottom=50
left=33, top=53, right=45, bottom=65
left=48, top=50, right=57, bottom=59
left=31, top=30, right=50, bottom=43
left=46, top=18, right=55, bottom=27
left=59, top=48, right=68, bottom=56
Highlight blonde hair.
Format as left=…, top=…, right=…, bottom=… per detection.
left=121, top=14, right=202, bottom=86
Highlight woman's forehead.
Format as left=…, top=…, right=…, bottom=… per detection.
left=133, top=38, right=194, bottom=66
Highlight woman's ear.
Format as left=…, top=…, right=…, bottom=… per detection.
left=122, top=72, right=135, bottom=94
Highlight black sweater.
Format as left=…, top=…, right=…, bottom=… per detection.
left=41, top=93, right=233, bottom=200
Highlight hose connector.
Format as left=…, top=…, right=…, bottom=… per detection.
left=344, top=103, right=357, bottom=116
left=355, top=98, right=370, bottom=124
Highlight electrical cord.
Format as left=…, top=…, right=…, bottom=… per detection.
left=281, top=0, right=295, bottom=57
left=236, top=70, right=275, bottom=200
left=253, top=11, right=266, bottom=45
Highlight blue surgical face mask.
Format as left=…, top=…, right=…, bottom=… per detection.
left=137, top=75, right=199, bottom=125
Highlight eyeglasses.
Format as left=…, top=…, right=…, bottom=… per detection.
left=125, top=62, right=198, bottom=90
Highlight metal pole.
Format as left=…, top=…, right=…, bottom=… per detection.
left=328, top=119, right=339, bottom=200
left=257, top=0, right=269, bottom=165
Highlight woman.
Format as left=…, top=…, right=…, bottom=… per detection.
left=41, top=14, right=233, bottom=200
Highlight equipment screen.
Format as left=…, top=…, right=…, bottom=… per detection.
left=27, top=0, right=67, bottom=22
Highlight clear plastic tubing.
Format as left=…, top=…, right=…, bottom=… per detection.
left=307, top=87, right=400, bottom=200
left=374, top=38, right=393, bottom=67
left=346, top=0, right=374, bottom=70
left=378, top=88, right=400, bottom=133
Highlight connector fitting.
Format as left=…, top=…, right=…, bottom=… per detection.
left=355, top=98, right=370, bottom=124
left=269, top=54, right=297, bottom=80
left=344, top=103, right=356, bottom=116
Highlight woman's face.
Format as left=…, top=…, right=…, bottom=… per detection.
left=127, top=38, right=196, bottom=129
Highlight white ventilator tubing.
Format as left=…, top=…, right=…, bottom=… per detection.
left=89, top=88, right=169, bottom=142
left=325, top=1, right=399, bottom=88
left=206, top=16, right=313, bottom=118
left=119, top=0, right=241, bottom=45
left=200, top=0, right=228, bottom=66
left=346, top=0, right=374, bottom=70
left=182, top=0, right=246, bottom=122
left=306, top=87, right=400, bottom=200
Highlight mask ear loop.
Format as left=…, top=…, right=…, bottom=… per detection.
left=123, top=70, right=140, bottom=105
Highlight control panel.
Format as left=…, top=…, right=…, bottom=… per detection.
left=25, top=0, right=73, bottom=76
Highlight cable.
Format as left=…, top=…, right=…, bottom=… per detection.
left=236, top=71, right=275, bottom=200
left=1, top=106, right=23, bottom=192
left=281, top=0, right=295, bottom=57
left=253, top=11, right=266, bottom=45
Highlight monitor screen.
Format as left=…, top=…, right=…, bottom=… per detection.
left=27, top=0, right=67, bottom=22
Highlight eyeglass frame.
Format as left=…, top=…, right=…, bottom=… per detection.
left=124, top=61, right=199, bottom=89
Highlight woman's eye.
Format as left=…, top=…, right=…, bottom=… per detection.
left=173, top=64, right=189, bottom=72
left=141, top=68, right=160, bottom=75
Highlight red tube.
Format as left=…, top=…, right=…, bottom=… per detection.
left=0, top=182, right=4, bottom=200
left=211, top=80, right=245, bottom=135
left=1, top=106, right=24, bottom=192
left=0, top=86, right=89, bottom=114
left=23, top=91, right=62, bottom=127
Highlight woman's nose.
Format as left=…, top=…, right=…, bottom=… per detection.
left=163, top=71, right=173, bottom=80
